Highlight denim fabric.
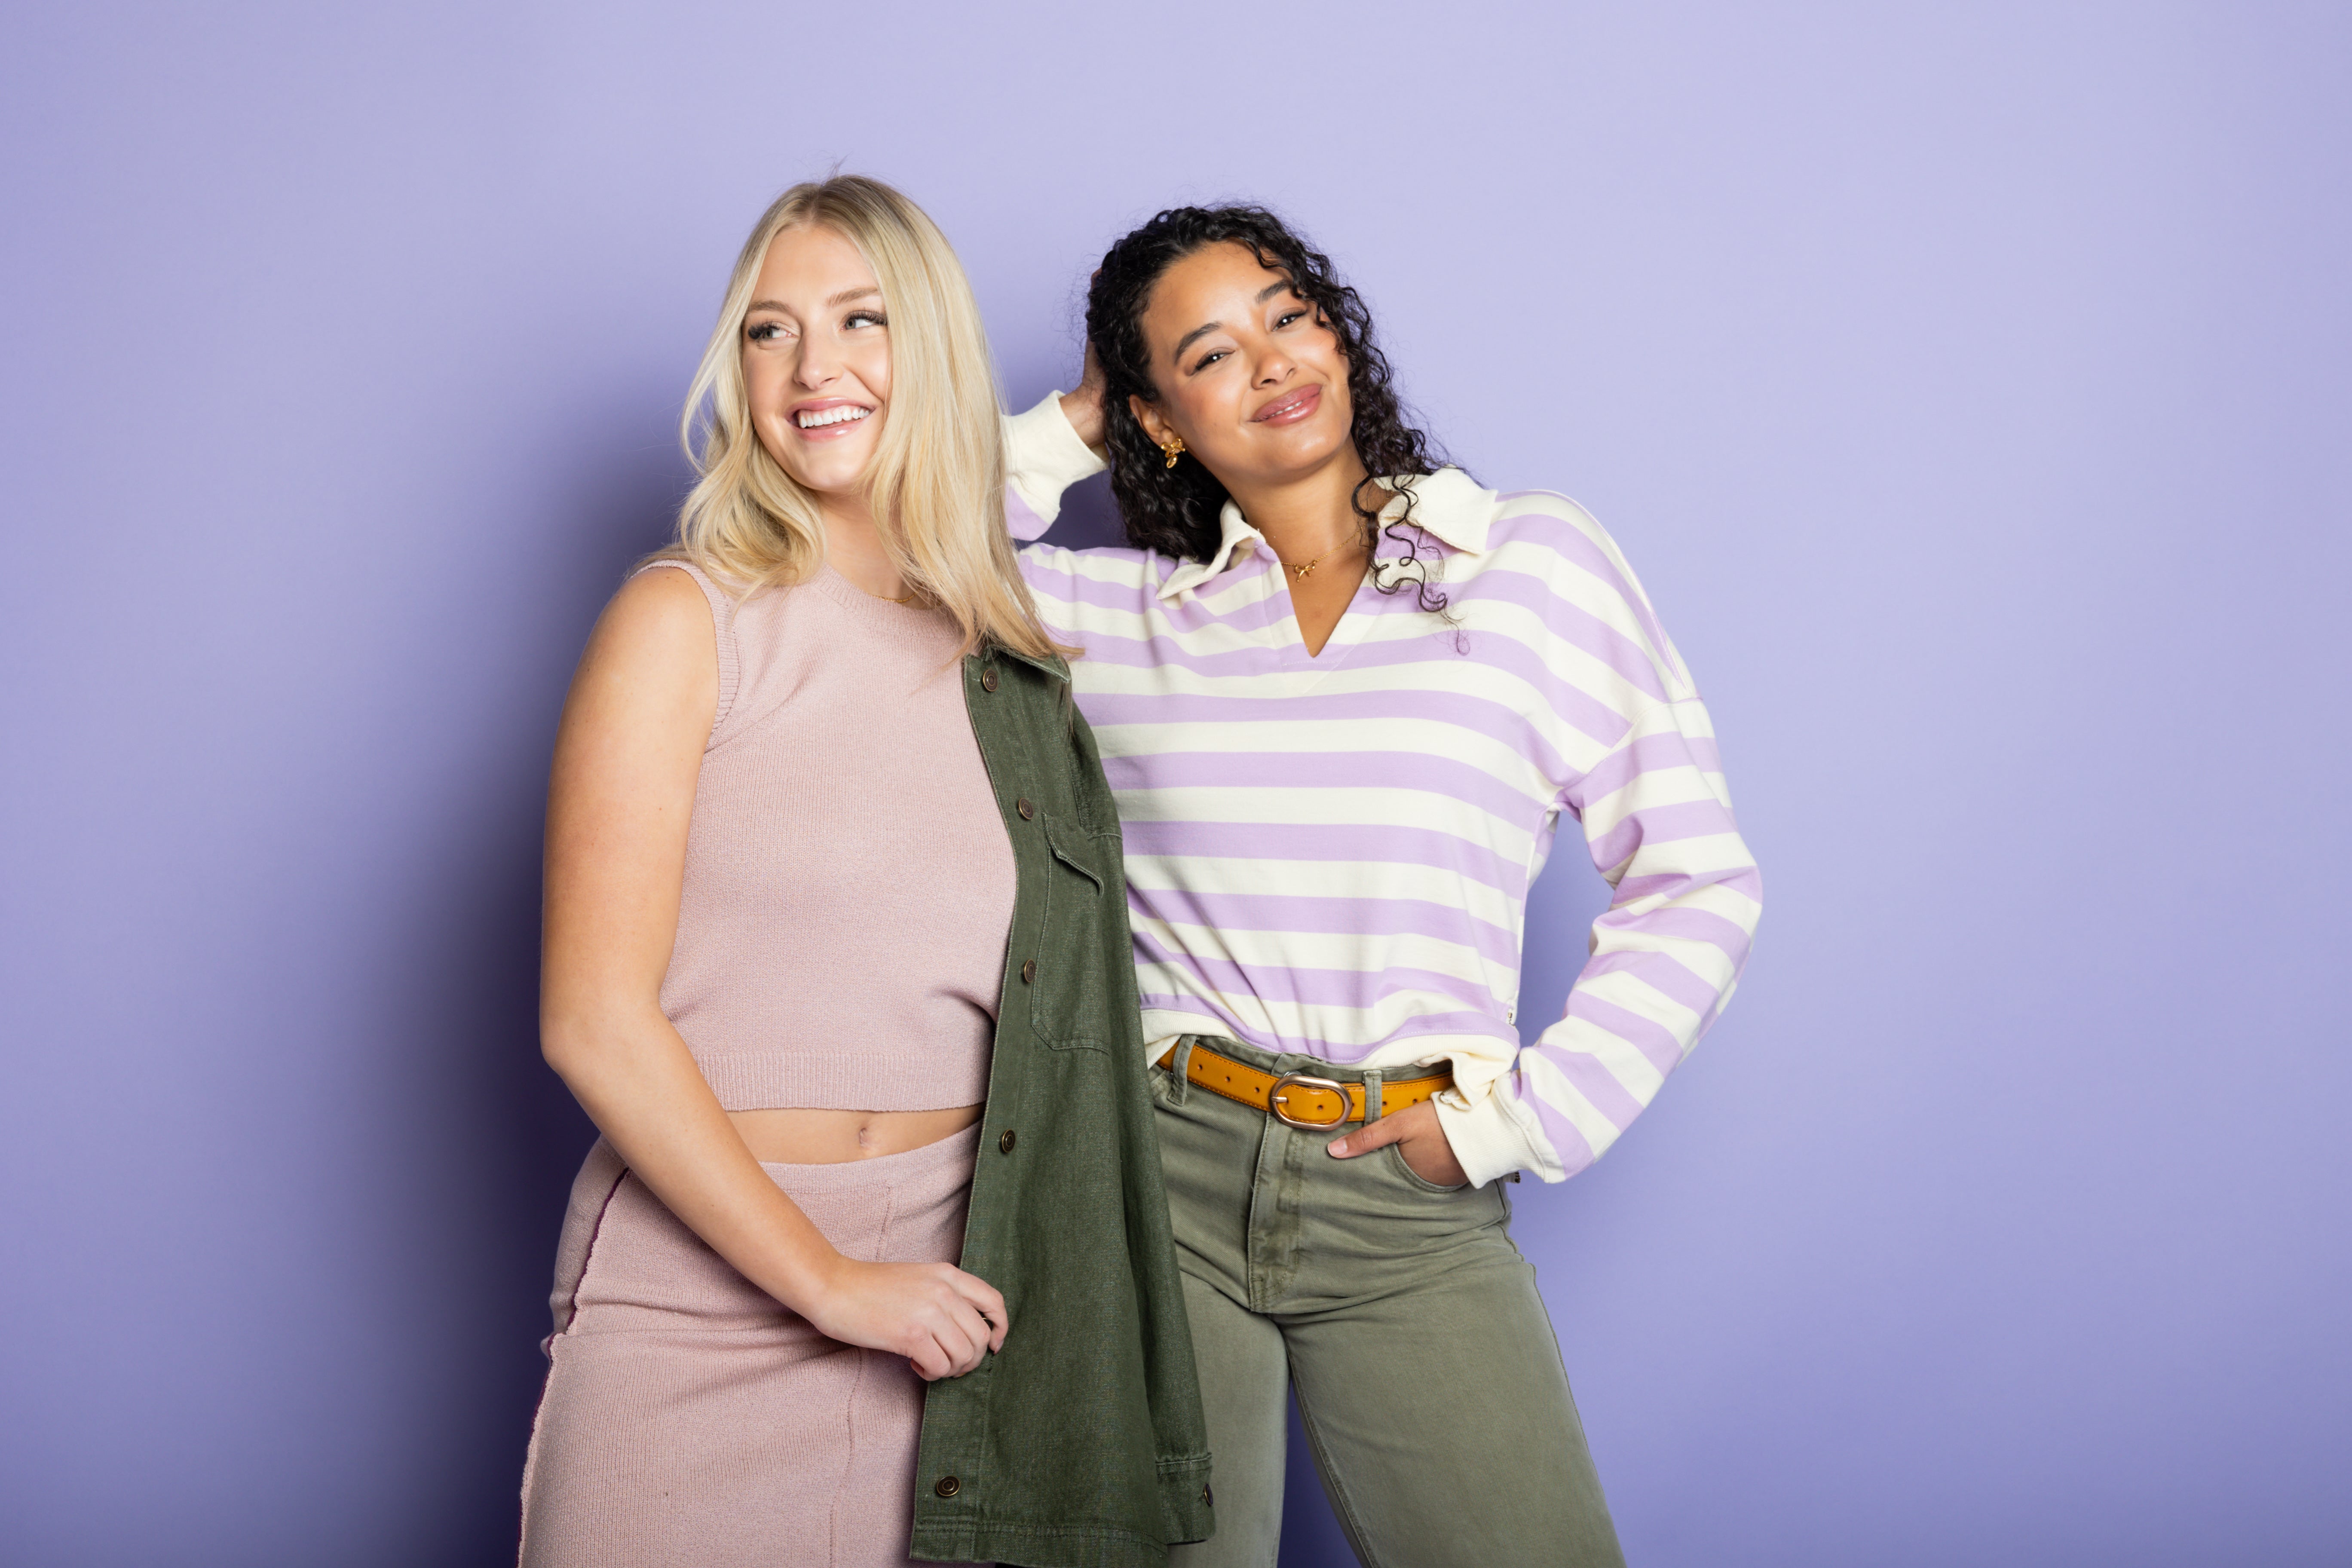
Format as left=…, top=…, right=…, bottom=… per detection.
left=1152, top=1037, right=1623, bottom=1568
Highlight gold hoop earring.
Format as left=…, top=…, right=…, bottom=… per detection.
left=1160, top=434, right=1187, bottom=469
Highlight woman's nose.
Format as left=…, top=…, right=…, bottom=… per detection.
left=795, top=341, right=841, bottom=389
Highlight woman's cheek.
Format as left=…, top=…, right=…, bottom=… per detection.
left=1177, top=384, right=1224, bottom=438
left=853, top=343, right=891, bottom=403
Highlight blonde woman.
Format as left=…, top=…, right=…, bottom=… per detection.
left=518, top=177, right=1211, bottom=1568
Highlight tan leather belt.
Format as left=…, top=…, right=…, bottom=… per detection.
left=1155, top=1041, right=1452, bottom=1130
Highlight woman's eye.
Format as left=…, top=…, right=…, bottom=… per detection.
left=1275, top=310, right=1305, bottom=329
left=1190, top=349, right=1228, bottom=373
left=845, top=309, right=887, bottom=329
left=746, top=322, right=787, bottom=343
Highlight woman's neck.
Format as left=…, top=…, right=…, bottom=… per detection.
left=817, top=492, right=907, bottom=600
left=1223, top=447, right=1375, bottom=565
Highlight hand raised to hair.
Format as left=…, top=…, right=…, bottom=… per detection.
left=802, top=1256, right=1008, bottom=1381
left=1057, top=338, right=1107, bottom=451
left=1326, top=1099, right=1468, bottom=1188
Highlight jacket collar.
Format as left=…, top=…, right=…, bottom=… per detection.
left=1155, top=467, right=1495, bottom=601
left=985, top=643, right=1072, bottom=681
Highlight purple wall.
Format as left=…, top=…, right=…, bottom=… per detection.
left=3, top=4, right=2346, bottom=1564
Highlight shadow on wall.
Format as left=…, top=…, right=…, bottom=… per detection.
left=373, top=406, right=679, bottom=1565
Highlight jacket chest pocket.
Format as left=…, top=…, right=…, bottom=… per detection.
left=1029, top=815, right=1117, bottom=1051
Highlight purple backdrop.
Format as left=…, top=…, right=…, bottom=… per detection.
left=3, top=4, right=2346, bottom=1564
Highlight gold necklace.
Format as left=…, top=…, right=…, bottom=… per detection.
left=1284, top=540, right=1356, bottom=582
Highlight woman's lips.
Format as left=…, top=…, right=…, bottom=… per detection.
left=1251, top=385, right=1321, bottom=426
left=789, top=400, right=876, bottom=441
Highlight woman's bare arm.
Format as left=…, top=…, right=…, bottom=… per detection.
left=538, top=567, right=1006, bottom=1379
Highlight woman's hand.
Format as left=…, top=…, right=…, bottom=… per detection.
left=805, top=1256, right=1009, bottom=1381
left=1326, top=1099, right=1468, bottom=1188
left=1057, top=340, right=1107, bottom=450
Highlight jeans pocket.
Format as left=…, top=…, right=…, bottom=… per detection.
left=1385, top=1140, right=1473, bottom=1195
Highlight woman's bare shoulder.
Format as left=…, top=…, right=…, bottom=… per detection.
left=599, top=564, right=717, bottom=651
left=567, top=564, right=721, bottom=725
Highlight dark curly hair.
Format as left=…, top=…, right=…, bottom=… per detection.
left=1084, top=205, right=1454, bottom=614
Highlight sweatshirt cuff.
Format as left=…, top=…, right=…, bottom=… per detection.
left=1004, top=392, right=1108, bottom=539
left=1432, top=1079, right=1554, bottom=1188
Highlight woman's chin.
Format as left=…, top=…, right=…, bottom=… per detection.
left=1228, top=420, right=1355, bottom=484
left=779, top=445, right=878, bottom=499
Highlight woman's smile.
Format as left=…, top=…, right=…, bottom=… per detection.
left=1251, top=384, right=1321, bottom=426
left=789, top=397, right=876, bottom=438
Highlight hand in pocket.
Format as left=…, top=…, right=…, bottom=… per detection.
left=1326, top=1099, right=1467, bottom=1188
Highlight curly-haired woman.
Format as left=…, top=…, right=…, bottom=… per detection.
left=519, top=178, right=1209, bottom=1568
left=998, top=207, right=1763, bottom=1566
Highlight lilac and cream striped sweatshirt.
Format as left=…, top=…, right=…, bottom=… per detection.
left=1002, top=397, right=1761, bottom=1187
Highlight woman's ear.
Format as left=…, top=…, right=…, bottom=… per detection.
left=1129, top=393, right=1173, bottom=449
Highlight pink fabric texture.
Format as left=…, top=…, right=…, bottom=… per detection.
left=519, top=1127, right=986, bottom=1568
left=640, top=559, right=1015, bottom=1113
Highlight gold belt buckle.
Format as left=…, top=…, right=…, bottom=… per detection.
left=1267, top=1071, right=1349, bottom=1130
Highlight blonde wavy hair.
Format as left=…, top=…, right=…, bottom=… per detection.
left=667, top=175, right=1067, bottom=662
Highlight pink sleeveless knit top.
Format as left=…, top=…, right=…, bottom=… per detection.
left=644, top=560, right=1015, bottom=1112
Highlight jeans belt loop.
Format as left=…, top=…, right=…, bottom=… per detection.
left=1168, top=1037, right=1196, bottom=1106
left=1362, top=1068, right=1384, bottom=1124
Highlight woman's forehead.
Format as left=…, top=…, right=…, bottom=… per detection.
left=1146, top=243, right=1295, bottom=331
left=1163, top=241, right=1283, bottom=295
left=754, top=224, right=877, bottom=297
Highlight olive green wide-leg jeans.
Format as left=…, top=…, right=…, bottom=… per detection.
left=1150, top=1038, right=1625, bottom=1568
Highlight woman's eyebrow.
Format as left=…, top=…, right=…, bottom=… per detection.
left=744, top=286, right=878, bottom=315
left=1170, top=282, right=1302, bottom=360
left=1172, top=321, right=1224, bottom=360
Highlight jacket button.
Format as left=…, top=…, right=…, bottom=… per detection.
left=1017, top=796, right=1034, bottom=820
left=999, top=1129, right=1017, bottom=1154
left=934, top=1475, right=961, bottom=1498
left=980, top=667, right=999, bottom=692
left=1020, top=959, right=1036, bottom=984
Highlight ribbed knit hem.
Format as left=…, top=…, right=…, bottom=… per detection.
left=1004, top=392, right=1109, bottom=539
left=756, top=1122, right=980, bottom=1184
left=697, top=1049, right=992, bottom=1113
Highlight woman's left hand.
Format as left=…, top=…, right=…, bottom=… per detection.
left=1326, top=1099, right=1467, bottom=1188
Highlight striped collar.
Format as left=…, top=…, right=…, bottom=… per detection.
left=1156, top=467, right=1496, bottom=602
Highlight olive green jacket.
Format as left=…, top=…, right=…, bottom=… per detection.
left=909, top=647, right=1214, bottom=1567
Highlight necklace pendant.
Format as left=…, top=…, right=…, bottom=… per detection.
left=1290, top=562, right=1314, bottom=582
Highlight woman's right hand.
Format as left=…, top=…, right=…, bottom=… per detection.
left=805, top=1256, right=1009, bottom=1381
left=1058, top=340, right=1106, bottom=450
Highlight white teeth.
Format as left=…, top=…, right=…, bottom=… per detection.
left=795, top=405, right=872, bottom=429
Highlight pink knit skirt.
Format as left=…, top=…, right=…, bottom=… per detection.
left=518, top=1127, right=983, bottom=1568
